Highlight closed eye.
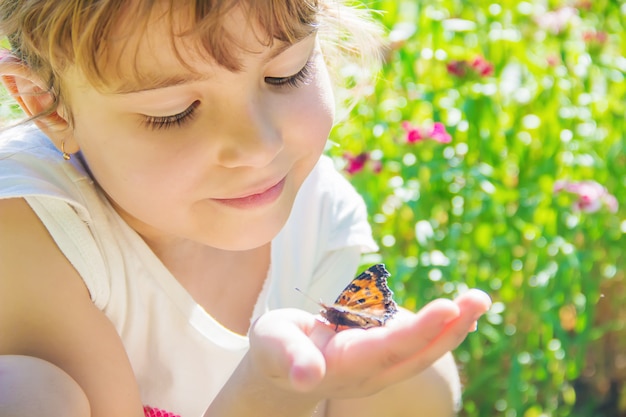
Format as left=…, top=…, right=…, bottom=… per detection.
left=142, top=100, right=200, bottom=130
left=265, top=60, right=314, bottom=88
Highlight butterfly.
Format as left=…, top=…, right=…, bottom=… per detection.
left=319, top=263, right=398, bottom=330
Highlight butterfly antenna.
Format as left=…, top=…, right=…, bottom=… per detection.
left=295, top=288, right=323, bottom=307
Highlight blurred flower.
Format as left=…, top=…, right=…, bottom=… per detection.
left=546, top=54, right=560, bottom=67
left=403, top=121, right=425, bottom=143
left=386, top=22, right=417, bottom=53
left=446, top=60, right=469, bottom=78
left=343, top=151, right=368, bottom=174
left=574, top=0, right=592, bottom=11
left=370, top=159, right=383, bottom=174
left=471, top=56, right=495, bottom=77
left=446, top=56, right=494, bottom=79
left=582, top=30, right=608, bottom=47
left=430, top=123, right=453, bottom=143
left=402, top=121, right=452, bottom=144
left=554, top=180, right=618, bottom=213
left=534, top=7, right=578, bottom=35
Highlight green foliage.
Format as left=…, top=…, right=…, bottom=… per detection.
left=330, top=1, right=625, bottom=416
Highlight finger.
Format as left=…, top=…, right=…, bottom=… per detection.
left=455, top=289, right=492, bottom=316
left=378, top=289, right=491, bottom=384
left=322, top=298, right=462, bottom=376
left=249, top=309, right=327, bottom=392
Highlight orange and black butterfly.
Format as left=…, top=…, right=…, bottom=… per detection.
left=320, top=264, right=398, bottom=330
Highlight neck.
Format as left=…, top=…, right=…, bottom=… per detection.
left=146, top=236, right=272, bottom=335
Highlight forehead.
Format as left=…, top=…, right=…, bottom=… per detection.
left=82, top=1, right=318, bottom=93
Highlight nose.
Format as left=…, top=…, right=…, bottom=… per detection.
left=213, top=95, right=283, bottom=168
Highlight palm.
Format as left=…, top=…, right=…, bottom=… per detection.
left=249, top=289, right=490, bottom=397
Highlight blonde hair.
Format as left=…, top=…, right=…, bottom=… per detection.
left=0, top=0, right=384, bottom=120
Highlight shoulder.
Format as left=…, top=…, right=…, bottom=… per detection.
left=0, top=124, right=64, bottom=164
left=0, top=125, right=93, bottom=205
left=0, top=198, right=143, bottom=415
left=0, top=198, right=95, bottom=354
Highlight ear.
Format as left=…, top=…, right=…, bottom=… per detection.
left=0, top=55, right=76, bottom=154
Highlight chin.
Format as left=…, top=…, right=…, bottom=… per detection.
left=208, top=230, right=279, bottom=252
left=205, top=211, right=291, bottom=251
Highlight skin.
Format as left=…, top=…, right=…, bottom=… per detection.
left=0, top=3, right=492, bottom=417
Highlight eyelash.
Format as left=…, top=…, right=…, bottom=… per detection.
left=141, top=61, right=314, bottom=131
left=143, top=100, right=200, bottom=131
left=265, top=60, right=314, bottom=88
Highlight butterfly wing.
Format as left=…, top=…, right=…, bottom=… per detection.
left=321, top=264, right=398, bottom=329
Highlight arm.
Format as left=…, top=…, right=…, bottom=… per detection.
left=0, top=198, right=144, bottom=417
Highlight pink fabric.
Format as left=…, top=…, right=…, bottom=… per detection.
left=144, top=406, right=181, bottom=417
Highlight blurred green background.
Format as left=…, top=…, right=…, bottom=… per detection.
left=329, top=1, right=625, bottom=416
left=1, top=1, right=624, bottom=416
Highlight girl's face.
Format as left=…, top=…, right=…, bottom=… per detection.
left=61, top=7, right=334, bottom=251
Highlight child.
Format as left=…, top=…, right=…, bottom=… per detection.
left=0, top=1, right=491, bottom=416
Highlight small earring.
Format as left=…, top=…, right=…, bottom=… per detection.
left=61, top=141, right=71, bottom=160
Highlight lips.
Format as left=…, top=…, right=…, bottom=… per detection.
left=212, top=177, right=286, bottom=209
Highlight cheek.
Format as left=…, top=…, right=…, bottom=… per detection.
left=287, top=70, right=336, bottom=149
left=314, top=61, right=337, bottom=128
left=71, top=118, right=187, bottom=209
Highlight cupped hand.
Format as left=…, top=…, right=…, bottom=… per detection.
left=248, top=289, right=491, bottom=399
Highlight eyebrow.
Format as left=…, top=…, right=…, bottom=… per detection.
left=111, top=37, right=311, bottom=95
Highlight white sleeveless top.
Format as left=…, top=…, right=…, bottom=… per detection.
left=0, top=126, right=378, bottom=417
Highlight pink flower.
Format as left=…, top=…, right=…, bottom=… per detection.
left=343, top=152, right=369, bottom=175
left=470, top=56, right=494, bottom=77
left=554, top=180, right=619, bottom=213
left=446, top=56, right=494, bottom=79
left=582, top=31, right=608, bottom=43
left=446, top=60, right=469, bottom=78
left=370, top=159, right=383, bottom=174
left=575, top=0, right=592, bottom=10
left=430, top=122, right=452, bottom=143
left=546, top=54, right=560, bottom=67
left=402, top=121, right=452, bottom=144
left=534, top=7, right=578, bottom=35
left=403, top=121, right=425, bottom=143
